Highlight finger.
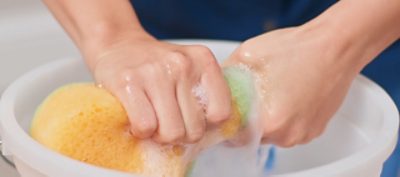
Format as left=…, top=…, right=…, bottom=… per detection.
left=146, top=79, right=185, bottom=144
left=184, top=44, right=231, bottom=124
left=261, top=137, right=272, bottom=144
left=201, top=58, right=232, bottom=124
left=262, top=118, right=296, bottom=147
left=114, top=84, right=158, bottom=139
left=270, top=133, right=296, bottom=148
left=177, top=80, right=206, bottom=143
left=300, top=123, right=327, bottom=144
left=299, top=132, right=314, bottom=145
left=270, top=125, right=304, bottom=148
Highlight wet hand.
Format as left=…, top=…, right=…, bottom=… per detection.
left=224, top=27, right=359, bottom=147
left=89, top=36, right=231, bottom=144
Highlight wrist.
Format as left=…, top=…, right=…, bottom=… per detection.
left=296, top=20, right=363, bottom=78
left=299, top=4, right=383, bottom=77
left=81, top=23, right=155, bottom=71
left=303, top=0, right=400, bottom=74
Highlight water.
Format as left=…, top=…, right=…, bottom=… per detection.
left=181, top=66, right=272, bottom=177
left=189, top=108, right=271, bottom=177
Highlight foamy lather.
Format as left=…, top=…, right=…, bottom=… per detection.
left=31, top=67, right=262, bottom=177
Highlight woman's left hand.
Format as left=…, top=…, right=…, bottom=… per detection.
left=224, top=25, right=363, bottom=147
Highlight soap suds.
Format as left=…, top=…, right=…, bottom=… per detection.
left=192, top=84, right=208, bottom=111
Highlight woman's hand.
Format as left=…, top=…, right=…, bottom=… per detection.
left=224, top=26, right=361, bottom=147
left=224, top=0, right=400, bottom=148
left=89, top=35, right=231, bottom=144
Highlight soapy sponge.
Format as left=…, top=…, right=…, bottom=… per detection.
left=30, top=67, right=254, bottom=176
left=31, top=84, right=145, bottom=172
left=223, top=67, right=255, bottom=126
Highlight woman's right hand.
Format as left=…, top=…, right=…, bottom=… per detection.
left=42, top=0, right=231, bottom=145
left=86, top=34, right=232, bottom=144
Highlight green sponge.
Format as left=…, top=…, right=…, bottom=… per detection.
left=185, top=67, right=256, bottom=177
left=223, top=66, right=255, bottom=126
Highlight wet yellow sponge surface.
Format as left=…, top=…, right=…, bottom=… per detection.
left=31, top=83, right=145, bottom=172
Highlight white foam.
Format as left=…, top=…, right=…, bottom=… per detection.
left=192, top=84, right=208, bottom=110
left=190, top=106, right=270, bottom=177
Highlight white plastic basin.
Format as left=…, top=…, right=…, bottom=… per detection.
left=0, top=40, right=398, bottom=177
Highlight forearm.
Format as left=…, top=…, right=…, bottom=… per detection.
left=305, top=0, right=400, bottom=73
left=42, top=0, right=151, bottom=69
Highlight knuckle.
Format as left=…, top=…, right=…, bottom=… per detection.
left=280, top=139, right=297, bottom=148
left=280, top=128, right=305, bottom=147
left=263, top=119, right=287, bottom=135
left=108, top=69, right=138, bottom=93
left=158, top=127, right=185, bottom=143
left=312, top=127, right=325, bottom=139
left=167, top=51, right=187, bottom=63
left=207, top=109, right=232, bottom=124
left=278, top=134, right=299, bottom=148
left=269, top=106, right=292, bottom=120
left=263, top=107, right=294, bottom=134
left=302, top=122, right=327, bottom=144
left=116, top=69, right=136, bottom=84
left=133, top=121, right=157, bottom=137
left=138, top=64, right=163, bottom=81
left=167, top=51, right=192, bottom=74
left=301, top=134, right=314, bottom=144
left=236, top=40, right=253, bottom=60
left=300, top=127, right=317, bottom=144
left=233, top=39, right=266, bottom=69
left=186, top=45, right=218, bottom=68
left=118, top=68, right=135, bottom=77
left=191, top=45, right=214, bottom=58
left=202, top=55, right=219, bottom=69
left=186, top=129, right=205, bottom=143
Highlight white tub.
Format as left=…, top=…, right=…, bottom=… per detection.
left=0, top=40, right=398, bottom=177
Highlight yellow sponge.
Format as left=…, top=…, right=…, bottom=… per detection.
left=31, top=83, right=245, bottom=176
left=31, top=83, right=146, bottom=172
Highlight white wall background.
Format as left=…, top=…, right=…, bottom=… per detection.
left=0, top=1, right=78, bottom=175
left=0, top=0, right=79, bottom=93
